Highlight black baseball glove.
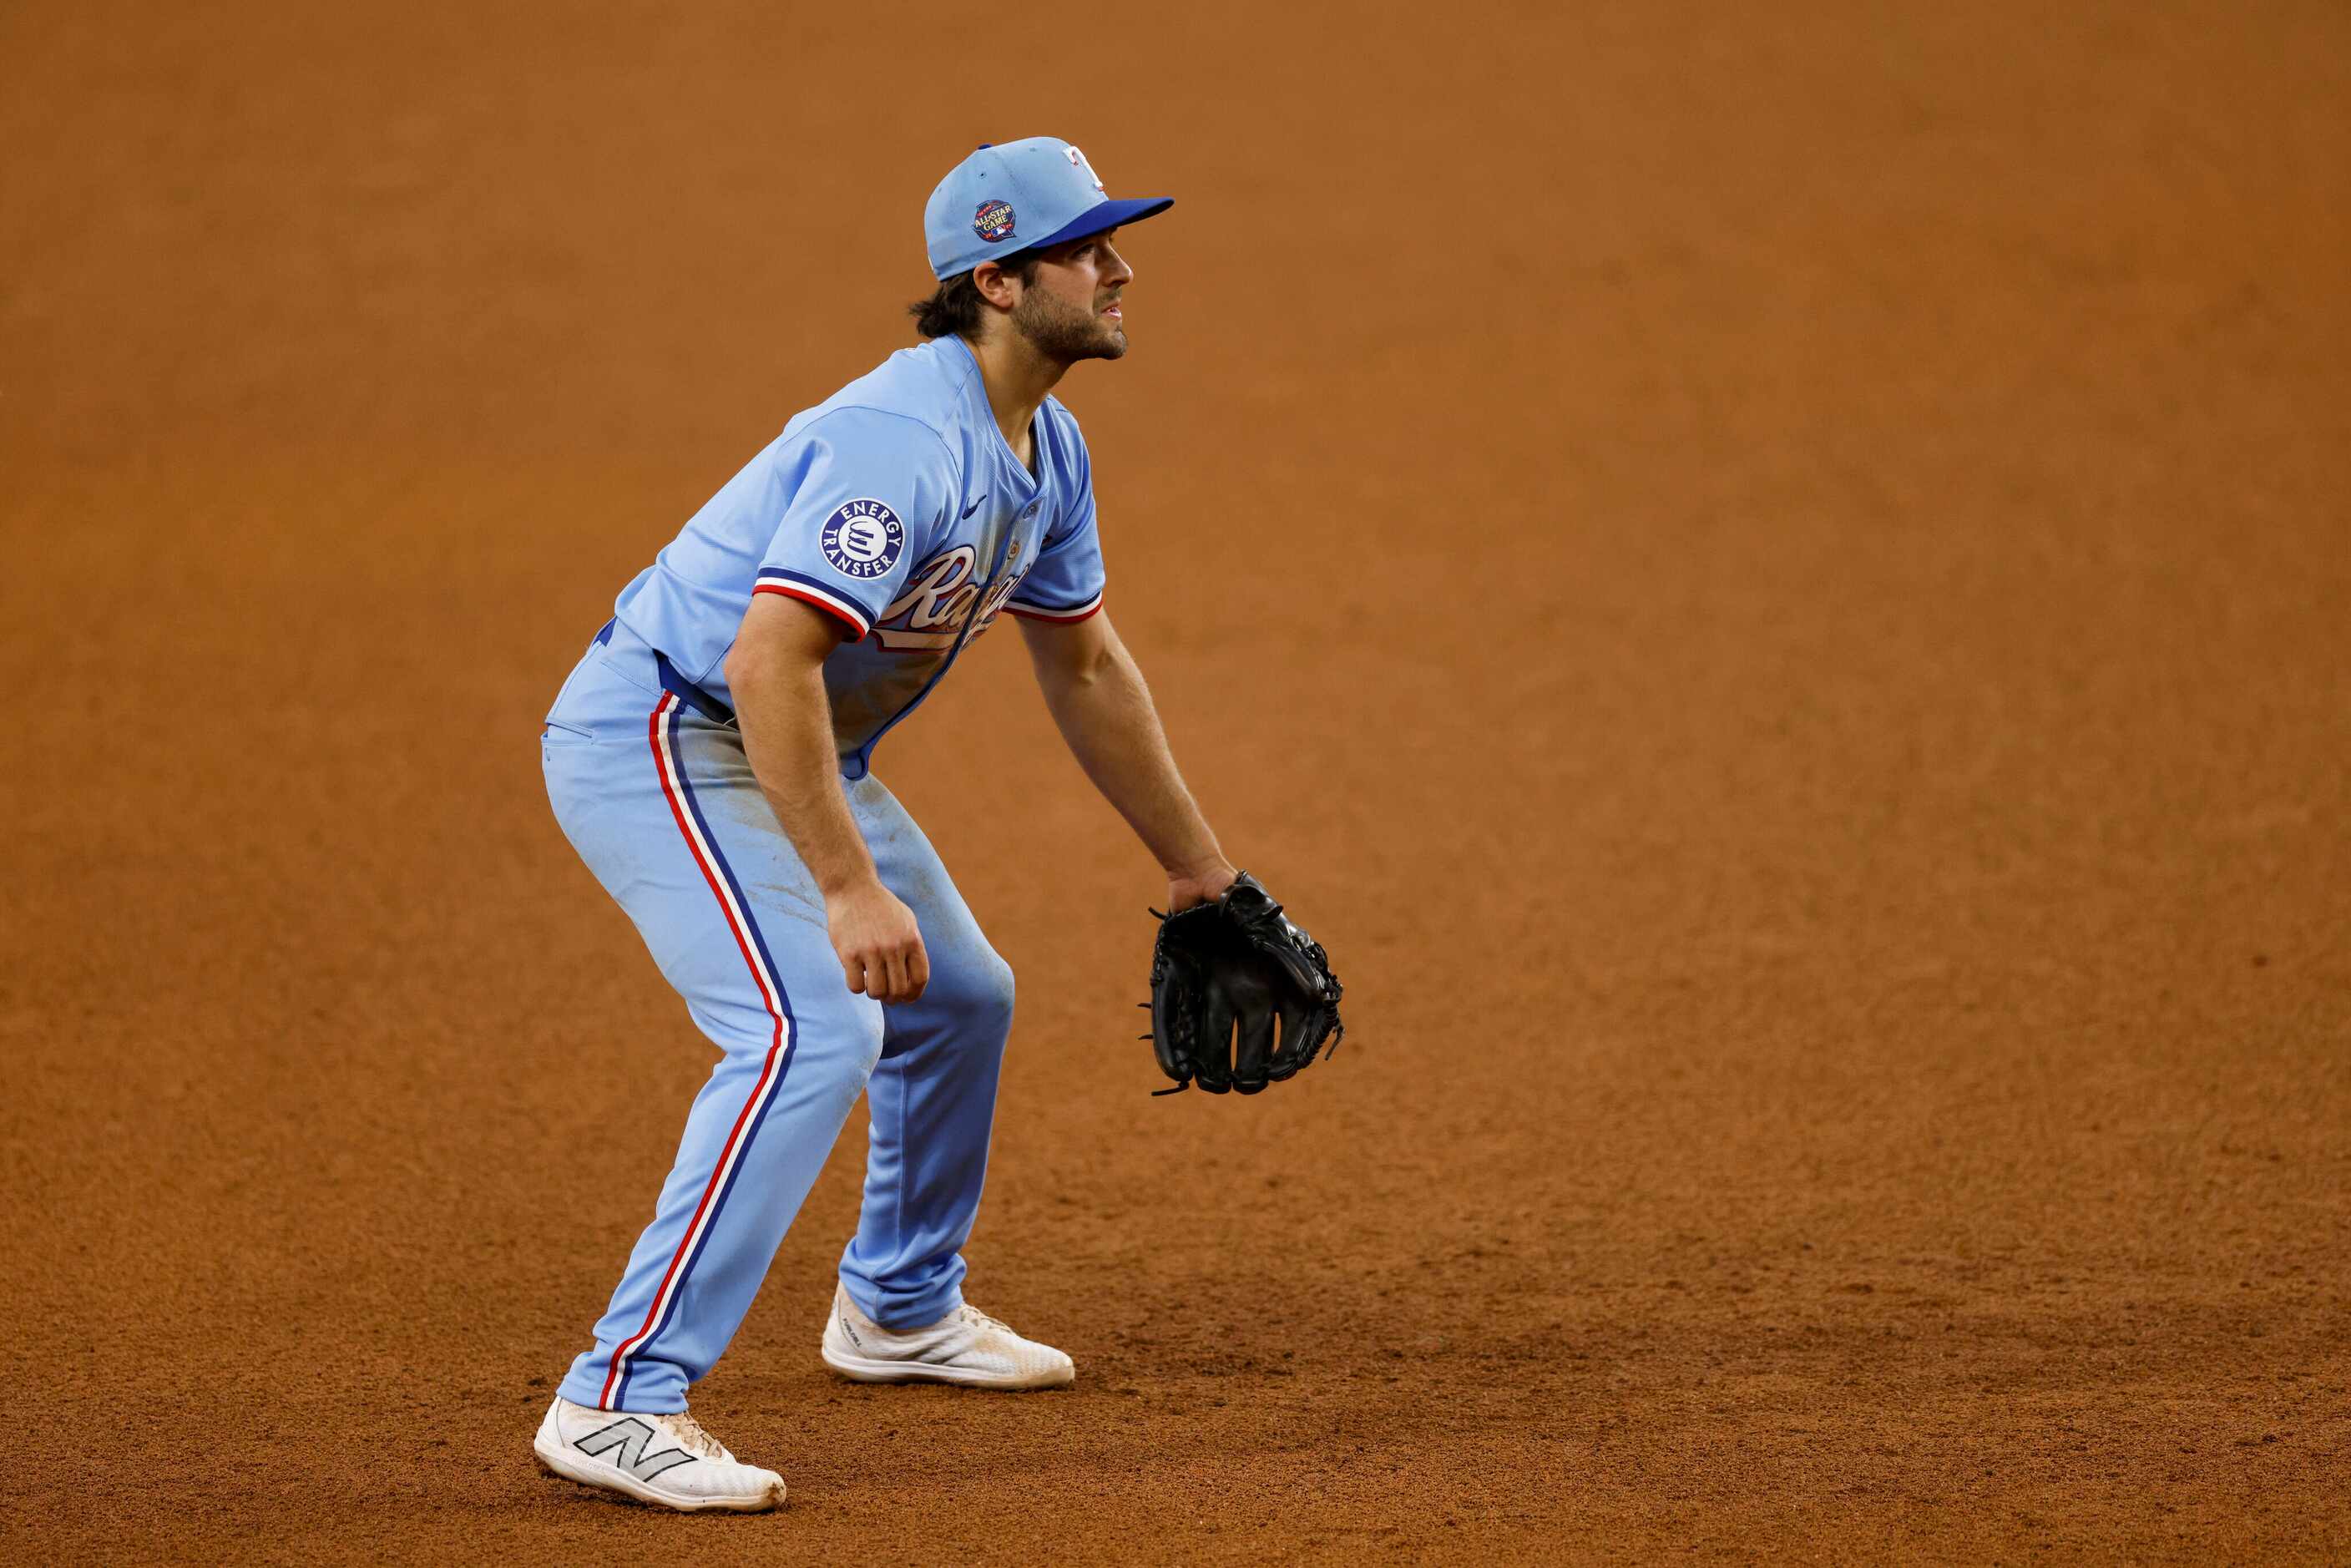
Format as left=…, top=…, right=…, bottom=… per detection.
left=1143, top=873, right=1344, bottom=1095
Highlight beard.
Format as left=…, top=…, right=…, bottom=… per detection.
left=1012, top=286, right=1129, bottom=363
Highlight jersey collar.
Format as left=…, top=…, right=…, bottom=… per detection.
left=943, top=334, right=1044, bottom=490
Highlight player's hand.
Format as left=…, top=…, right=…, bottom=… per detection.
left=1166, top=860, right=1240, bottom=914
left=826, top=878, right=928, bottom=1004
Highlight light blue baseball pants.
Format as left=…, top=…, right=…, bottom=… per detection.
left=539, top=628, right=1013, bottom=1413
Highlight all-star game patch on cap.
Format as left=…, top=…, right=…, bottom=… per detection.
left=923, top=137, right=1173, bottom=281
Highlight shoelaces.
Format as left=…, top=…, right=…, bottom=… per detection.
left=955, top=1305, right=1014, bottom=1338
left=667, top=1410, right=728, bottom=1461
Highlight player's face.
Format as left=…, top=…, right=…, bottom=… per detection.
left=1012, top=230, right=1135, bottom=363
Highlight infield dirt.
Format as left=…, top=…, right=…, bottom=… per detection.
left=5, top=2, right=2348, bottom=1562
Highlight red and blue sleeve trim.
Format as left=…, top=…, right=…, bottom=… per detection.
left=754, top=569, right=874, bottom=640
left=1002, top=589, right=1105, bottom=625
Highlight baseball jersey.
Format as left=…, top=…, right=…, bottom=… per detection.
left=607, top=334, right=1108, bottom=780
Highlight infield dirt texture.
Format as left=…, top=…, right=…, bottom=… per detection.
left=5, top=3, right=2347, bottom=1562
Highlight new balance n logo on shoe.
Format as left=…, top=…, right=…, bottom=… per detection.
left=572, top=1417, right=696, bottom=1481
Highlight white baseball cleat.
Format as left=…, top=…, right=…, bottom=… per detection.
left=533, top=1394, right=786, bottom=1513
left=821, top=1282, right=1076, bottom=1389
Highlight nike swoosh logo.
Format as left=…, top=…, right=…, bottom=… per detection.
left=959, top=493, right=987, bottom=519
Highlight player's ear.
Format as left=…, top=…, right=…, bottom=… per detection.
left=971, top=260, right=1023, bottom=311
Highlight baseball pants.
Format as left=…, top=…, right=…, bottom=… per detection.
left=539, top=630, right=1013, bottom=1414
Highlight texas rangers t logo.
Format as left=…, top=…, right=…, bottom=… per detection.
left=1063, top=145, right=1105, bottom=194
left=820, top=498, right=907, bottom=580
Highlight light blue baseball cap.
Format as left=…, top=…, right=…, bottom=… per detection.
left=924, top=137, right=1173, bottom=281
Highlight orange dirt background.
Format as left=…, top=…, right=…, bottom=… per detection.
left=5, top=2, right=2348, bottom=1561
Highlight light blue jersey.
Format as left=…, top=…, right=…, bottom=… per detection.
left=609, top=333, right=1107, bottom=779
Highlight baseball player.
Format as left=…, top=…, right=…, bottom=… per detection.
left=529, top=139, right=1233, bottom=1513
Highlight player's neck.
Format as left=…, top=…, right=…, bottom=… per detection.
left=964, top=331, right=1064, bottom=473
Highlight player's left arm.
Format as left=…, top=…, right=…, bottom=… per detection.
left=1018, top=609, right=1236, bottom=913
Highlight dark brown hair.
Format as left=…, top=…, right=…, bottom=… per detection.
left=908, top=249, right=1041, bottom=340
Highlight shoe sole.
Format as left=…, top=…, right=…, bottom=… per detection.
left=533, top=1433, right=786, bottom=1514
left=821, top=1339, right=1075, bottom=1390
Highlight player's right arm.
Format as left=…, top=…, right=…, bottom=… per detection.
left=724, top=594, right=928, bottom=1004
left=727, top=407, right=958, bottom=1004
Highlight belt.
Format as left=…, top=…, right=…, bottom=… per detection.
left=594, top=618, right=736, bottom=726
